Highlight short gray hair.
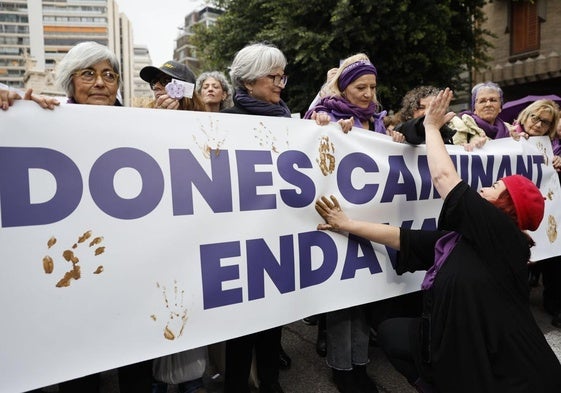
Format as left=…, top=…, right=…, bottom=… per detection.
left=471, top=81, right=503, bottom=110
left=196, top=71, right=234, bottom=110
left=55, top=41, right=120, bottom=98
left=228, top=43, right=287, bottom=90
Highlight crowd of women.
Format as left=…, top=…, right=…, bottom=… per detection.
left=2, top=40, right=561, bottom=393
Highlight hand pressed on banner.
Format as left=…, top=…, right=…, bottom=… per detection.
left=315, top=195, right=349, bottom=232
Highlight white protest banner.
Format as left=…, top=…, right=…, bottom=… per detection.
left=1, top=101, right=560, bottom=391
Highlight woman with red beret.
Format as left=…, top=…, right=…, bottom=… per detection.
left=315, top=89, right=561, bottom=393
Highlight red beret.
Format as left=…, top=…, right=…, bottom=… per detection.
left=502, top=175, right=545, bottom=231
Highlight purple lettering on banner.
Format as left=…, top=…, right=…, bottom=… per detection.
left=417, top=155, right=435, bottom=200
left=469, top=155, right=495, bottom=189
left=89, top=148, right=164, bottom=219
left=337, top=152, right=379, bottom=204
left=169, top=149, right=233, bottom=215
left=516, top=155, right=534, bottom=180
left=517, top=155, right=545, bottom=187
left=200, top=241, right=243, bottom=309
left=298, top=231, right=337, bottom=289
left=277, top=150, right=315, bottom=208
left=533, top=155, right=545, bottom=187
left=341, top=234, right=382, bottom=279
left=247, top=235, right=296, bottom=300
left=0, top=147, right=82, bottom=227
left=496, top=155, right=514, bottom=179
left=381, top=155, right=417, bottom=202
left=236, top=150, right=276, bottom=211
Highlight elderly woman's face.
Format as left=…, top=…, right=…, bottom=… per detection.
left=72, top=60, right=119, bottom=106
left=245, top=67, right=286, bottom=105
left=523, top=109, right=554, bottom=136
left=200, top=77, right=226, bottom=106
left=343, top=74, right=377, bottom=109
left=473, top=88, right=501, bottom=124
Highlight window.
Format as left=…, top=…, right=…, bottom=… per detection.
left=510, top=1, right=540, bottom=56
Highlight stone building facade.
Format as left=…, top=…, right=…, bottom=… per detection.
left=474, top=0, right=561, bottom=100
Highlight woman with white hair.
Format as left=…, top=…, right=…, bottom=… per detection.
left=1, top=41, right=120, bottom=109
left=450, top=81, right=512, bottom=150
left=55, top=42, right=152, bottom=393
left=55, top=41, right=122, bottom=106
left=222, top=42, right=291, bottom=119
left=221, top=42, right=290, bottom=393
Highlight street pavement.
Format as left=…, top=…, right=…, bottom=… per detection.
left=40, top=283, right=561, bottom=393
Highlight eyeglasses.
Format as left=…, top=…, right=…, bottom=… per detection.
left=529, top=113, right=552, bottom=128
left=73, top=68, right=119, bottom=84
left=149, top=75, right=172, bottom=90
left=476, top=97, right=500, bottom=105
left=266, top=74, right=288, bottom=87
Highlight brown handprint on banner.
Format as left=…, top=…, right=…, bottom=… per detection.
left=153, top=281, right=189, bottom=340
left=41, top=230, right=106, bottom=287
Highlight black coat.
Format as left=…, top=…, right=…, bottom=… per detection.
left=397, top=182, right=561, bottom=393
left=395, top=116, right=456, bottom=145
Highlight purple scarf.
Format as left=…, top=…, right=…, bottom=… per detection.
left=552, top=138, right=561, bottom=156
left=471, top=113, right=510, bottom=139
left=421, top=231, right=461, bottom=290
left=305, top=95, right=377, bottom=123
left=233, top=88, right=292, bottom=118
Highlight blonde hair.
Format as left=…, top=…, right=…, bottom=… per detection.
left=515, top=99, right=560, bottom=139
left=323, top=53, right=379, bottom=107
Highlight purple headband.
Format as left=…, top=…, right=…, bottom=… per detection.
left=338, top=60, right=377, bottom=91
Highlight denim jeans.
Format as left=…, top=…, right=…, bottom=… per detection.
left=326, top=305, right=370, bottom=370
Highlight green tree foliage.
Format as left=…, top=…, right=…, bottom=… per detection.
left=192, top=0, right=492, bottom=114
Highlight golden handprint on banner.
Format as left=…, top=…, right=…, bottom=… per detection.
left=317, top=135, right=336, bottom=176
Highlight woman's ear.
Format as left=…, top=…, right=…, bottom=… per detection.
left=243, top=81, right=253, bottom=92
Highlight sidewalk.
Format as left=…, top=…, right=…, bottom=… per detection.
left=46, top=283, right=561, bottom=393
left=204, top=283, right=561, bottom=393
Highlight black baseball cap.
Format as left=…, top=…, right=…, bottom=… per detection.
left=140, top=60, right=196, bottom=84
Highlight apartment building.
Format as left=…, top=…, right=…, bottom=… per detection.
left=0, top=0, right=135, bottom=105
left=173, top=6, right=222, bottom=74
left=474, top=0, right=561, bottom=100
left=0, top=0, right=31, bottom=88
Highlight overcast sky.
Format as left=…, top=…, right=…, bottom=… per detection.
left=115, top=0, right=205, bottom=66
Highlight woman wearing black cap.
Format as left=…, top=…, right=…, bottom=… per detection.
left=140, top=60, right=205, bottom=111
left=315, top=89, right=561, bottom=393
